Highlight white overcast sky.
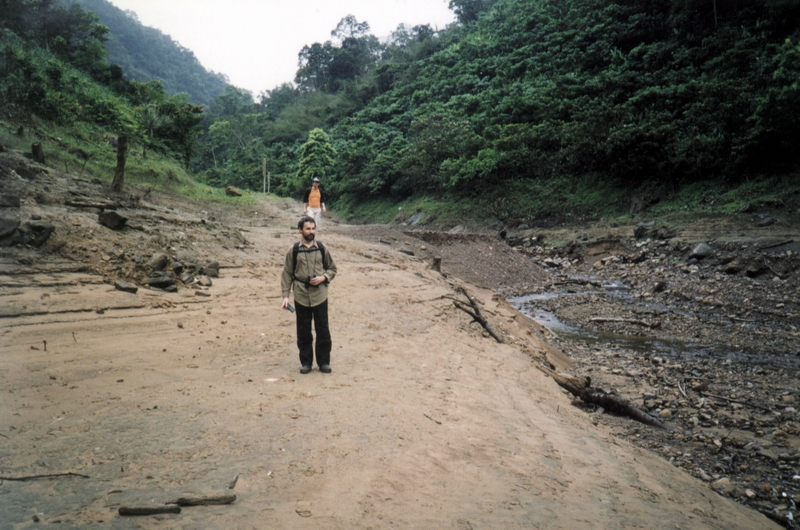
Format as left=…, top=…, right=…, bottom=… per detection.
left=107, top=0, right=456, bottom=96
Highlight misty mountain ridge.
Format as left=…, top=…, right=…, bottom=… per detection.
left=72, top=0, right=229, bottom=105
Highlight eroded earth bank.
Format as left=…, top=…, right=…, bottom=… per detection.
left=0, top=149, right=788, bottom=528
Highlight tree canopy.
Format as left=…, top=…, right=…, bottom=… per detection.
left=195, top=1, right=800, bottom=215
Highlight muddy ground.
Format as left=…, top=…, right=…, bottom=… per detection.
left=0, top=145, right=793, bottom=528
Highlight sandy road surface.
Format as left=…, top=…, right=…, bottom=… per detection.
left=1, top=215, right=777, bottom=529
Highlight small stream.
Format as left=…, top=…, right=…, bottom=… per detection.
left=507, top=292, right=800, bottom=370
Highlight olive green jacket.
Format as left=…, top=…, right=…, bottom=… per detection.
left=280, top=240, right=337, bottom=307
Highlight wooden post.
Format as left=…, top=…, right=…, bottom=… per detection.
left=110, top=136, right=128, bottom=193
left=31, top=142, right=45, bottom=164
left=262, top=157, right=266, bottom=193
left=268, top=171, right=271, bottom=195
left=712, top=0, right=718, bottom=29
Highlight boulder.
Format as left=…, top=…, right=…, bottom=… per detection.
left=202, top=261, right=220, bottom=278
left=18, top=221, right=54, bottom=247
left=144, top=272, right=176, bottom=289
left=634, top=222, right=677, bottom=240
left=114, top=280, right=138, bottom=294
left=0, top=194, right=21, bottom=208
left=634, top=222, right=654, bottom=239
left=406, top=212, right=425, bottom=226
left=757, top=216, right=775, bottom=227
left=98, top=210, right=128, bottom=229
left=0, top=214, right=20, bottom=239
left=689, top=243, right=714, bottom=260
left=148, top=253, right=169, bottom=271
left=722, top=261, right=743, bottom=275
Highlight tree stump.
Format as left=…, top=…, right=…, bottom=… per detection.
left=111, top=135, right=128, bottom=193
left=31, top=142, right=45, bottom=164
left=16, top=125, right=24, bottom=137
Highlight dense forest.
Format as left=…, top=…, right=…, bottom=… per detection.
left=192, top=0, right=800, bottom=217
left=2, top=0, right=799, bottom=220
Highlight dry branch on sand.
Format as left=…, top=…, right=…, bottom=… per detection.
left=450, top=287, right=505, bottom=343
left=537, top=365, right=673, bottom=431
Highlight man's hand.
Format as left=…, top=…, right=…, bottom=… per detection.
left=309, top=276, right=326, bottom=286
left=281, top=297, right=290, bottom=309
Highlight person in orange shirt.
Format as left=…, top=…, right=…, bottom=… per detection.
left=302, top=177, right=326, bottom=228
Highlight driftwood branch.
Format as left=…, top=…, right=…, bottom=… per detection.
left=590, top=316, right=660, bottom=329
left=119, top=506, right=181, bottom=516
left=553, top=278, right=602, bottom=287
left=451, top=287, right=505, bottom=343
left=65, top=199, right=118, bottom=209
left=700, top=391, right=774, bottom=413
left=537, top=365, right=672, bottom=430
left=167, top=494, right=236, bottom=506
left=759, top=239, right=793, bottom=250
left=424, top=413, right=442, bottom=425
left=0, top=472, right=89, bottom=481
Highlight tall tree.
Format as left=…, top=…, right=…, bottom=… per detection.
left=296, top=128, right=337, bottom=188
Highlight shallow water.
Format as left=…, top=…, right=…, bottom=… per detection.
left=507, top=293, right=800, bottom=370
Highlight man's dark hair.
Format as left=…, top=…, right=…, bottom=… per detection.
left=298, top=216, right=316, bottom=230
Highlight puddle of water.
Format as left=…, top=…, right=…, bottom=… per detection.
left=507, top=293, right=800, bottom=370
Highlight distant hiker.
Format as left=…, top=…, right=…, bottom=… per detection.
left=302, top=177, right=326, bottom=228
left=281, top=216, right=337, bottom=374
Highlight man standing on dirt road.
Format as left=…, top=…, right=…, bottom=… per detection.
left=302, top=177, right=326, bottom=228
left=281, top=216, right=337, bottom=374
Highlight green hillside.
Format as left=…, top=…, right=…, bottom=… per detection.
left=2, top=0, right=798, bottom=224
left=194, top=0, right=800, bottom=221
left=72, top=0, right=229, bottom=106
left=0, top=0, right=208, bottom=193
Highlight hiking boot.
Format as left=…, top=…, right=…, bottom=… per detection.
left=300, top=365, right=312, bottom=374
left=319, top=364, right=332, bottom=374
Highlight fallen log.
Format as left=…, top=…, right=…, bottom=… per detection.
left=0, top=472, right=89, bottom=481
left=759, top=239, right=793, bottom=250
left=168, top=494, right=236, bottom=506
left=590, top=317, right=660, bottom=329
left=537, top=365, right=672, bottom=431
left=118, top=506, right=181, bottom=516
left=65, top=199, right=118, bottom=210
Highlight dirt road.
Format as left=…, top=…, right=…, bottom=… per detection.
left=0, top=195, right=777, bottom=528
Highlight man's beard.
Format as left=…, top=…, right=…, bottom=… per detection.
left=303, top=232, right=315, bottom=243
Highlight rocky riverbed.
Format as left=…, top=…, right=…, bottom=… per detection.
left=379, top=213, right=800, bottom=527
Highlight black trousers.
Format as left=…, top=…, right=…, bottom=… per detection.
left=295, top=299, right=331, bottom=367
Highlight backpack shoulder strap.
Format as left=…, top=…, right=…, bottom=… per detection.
left=317, top=241, right=326, bottom=265
left=292, top=242, right=300, bottom=278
